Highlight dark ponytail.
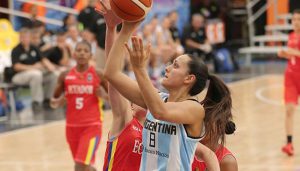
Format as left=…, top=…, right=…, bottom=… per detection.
left=186, top=55, right=235, bottom=149
left=201, top=74, right=233, bottom=149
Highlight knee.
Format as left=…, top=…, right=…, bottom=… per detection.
left=286, top=104, right=295, bottom=117
left=30, top=70, right=43, bottom=82
left=49, top=72, right=58, bottom=83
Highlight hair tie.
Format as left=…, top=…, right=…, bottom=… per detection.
left=208, top=74, right=211, bottom=80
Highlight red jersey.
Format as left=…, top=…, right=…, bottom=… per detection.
left=64, top=66, right=102, bottom=126
left=103, top=118, right=143, bottom=171
left=287, top=32, right=300, bottom=72
left=192, top=146, right=235, bottom=171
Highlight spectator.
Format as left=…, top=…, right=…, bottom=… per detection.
left=182, top=14, right=212, bottom=60
left=90, top=13, right=106, bottom=69
left=77, top=0, right=98, bottom=30
left=168, top=11, right=180, bottom=42
left=43, top=31, right=71, bottom=72
left=66, top=24, right=82, bottom=52
left=192, top=0, right=221, bottom=19
left=61, top=14, right=78, bottom=32
left=82, top=5, right=111, bottom=69
left=157, top=17, right=179, bottom=63
left=81, top=29, right=97, bottom=55
left=11, top=28, right=57, bottom=111
left=30, top=28, right=52, bottom=53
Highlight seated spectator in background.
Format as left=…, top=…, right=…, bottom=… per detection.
left=81, top=29, right=97, bottom=56
left=66, top=24, right=82, bottom=52
left=164, top=14, right=184, bottom=58
left=192, top=0, right=221, bottom=19
left=81, top=29, right=98, bottom=67
left=11, top=28, right=57, bottom=111
left=156, top=17, right=177, bottom=63
left=168, top=11, right=185, bottom=57
left=30, top=28, right=52, bottom=52
left=61, top=14, right=78, bottom=32
left=182, top=14, right=212, bottom=60
left=85, top=2, right=112, bottom=71
left=43, top=31, right=72, bottom=72
left=77, top=0, right=98, bottom=30
left=90, top=13, right=106, bottom=69
left=168, top=11, right=180, bottom=42
left=31, top=28, right=59, bottom=73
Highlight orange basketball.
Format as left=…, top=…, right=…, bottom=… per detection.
left=110, top=0, right=153, bottom=22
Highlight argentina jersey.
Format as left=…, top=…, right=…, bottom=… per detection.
left=140, top=92, right=201, bottom=171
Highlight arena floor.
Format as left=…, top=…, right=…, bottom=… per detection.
left=1, top=71, right=300, bottom=171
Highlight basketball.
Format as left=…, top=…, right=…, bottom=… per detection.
left=110, top=0, right=153, bottom=22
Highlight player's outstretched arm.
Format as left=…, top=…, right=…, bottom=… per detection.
left=96, top=0, right=133, bottom=132
left=103, top=20, right=147, bottom=109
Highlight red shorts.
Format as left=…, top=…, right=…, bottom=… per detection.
left=66, top=124, right=102, bottom=165
left=284, top=70, right=300, bottom=104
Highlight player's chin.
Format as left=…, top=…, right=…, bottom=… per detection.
left=76, top=59, right=88, bottom=65
left=161, top=79, right=169, bottom=88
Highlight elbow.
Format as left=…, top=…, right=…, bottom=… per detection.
left=13, top=64, right=21, bottom=72
left=103, top=69, right=117, bottom=83
left=103, top=69, right=111, bottom=81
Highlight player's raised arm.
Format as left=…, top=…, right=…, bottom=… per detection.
left=96, top=0, right=132, bottom=128
left=103, top=21, right=146, bottom=108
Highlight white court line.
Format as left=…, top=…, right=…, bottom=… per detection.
left=255, top=84, right=284, bottom=106
left=255, top=83, right=300, bottom=110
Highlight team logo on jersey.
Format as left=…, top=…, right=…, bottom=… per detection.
left=87, top=73, right=93, bottom=82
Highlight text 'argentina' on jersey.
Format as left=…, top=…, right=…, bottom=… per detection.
left=144, top=118, right=177, bottom=135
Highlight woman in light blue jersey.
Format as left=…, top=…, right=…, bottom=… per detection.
left=104, top=19, right=232, bottom=171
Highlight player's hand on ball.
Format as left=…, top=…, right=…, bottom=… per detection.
left=95, top=0, right=121, bottom=28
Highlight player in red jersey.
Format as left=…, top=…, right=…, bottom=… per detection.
left=94, top=2, right=146, bottom=170
left=50, top=40, right=108, bottom=171
left=278, top=9, right=300, bottom=156
left=193, top=121, right=237, bottom=171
